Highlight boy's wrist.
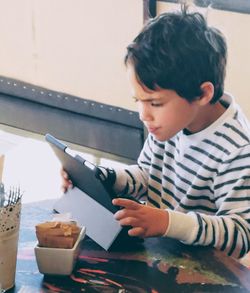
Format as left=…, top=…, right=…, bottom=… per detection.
left=163, top=210, right=198, bottom=243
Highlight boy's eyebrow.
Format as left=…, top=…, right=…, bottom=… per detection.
left=132, top=95, right=163, bottom=102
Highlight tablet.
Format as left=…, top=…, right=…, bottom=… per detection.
left=45, top=133, right=118, bottom=213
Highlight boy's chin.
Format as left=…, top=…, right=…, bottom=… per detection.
left=152, top=130, right=177, bottom=142
left=152, top=134, right=169, bottom=142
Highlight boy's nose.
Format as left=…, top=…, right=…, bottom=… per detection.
left=139, top=105, right=153, bottom=122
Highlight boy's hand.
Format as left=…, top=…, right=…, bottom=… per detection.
left=112, top=198, right=169, bottom=238
left=60, top=168, right=73, bottom=193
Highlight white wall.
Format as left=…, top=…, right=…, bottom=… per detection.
left=157, top=2, right=250, bottom=119
left=0, top=0, right=143, bottom=110
left=0, top=1, right=249, bottom=118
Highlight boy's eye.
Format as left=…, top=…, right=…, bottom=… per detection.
left=132, top=96, right=163, bottom=107
left=151, top=102, right=163, bottom=107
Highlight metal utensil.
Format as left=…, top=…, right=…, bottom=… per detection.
left=0, top=183, right=5, bottom=207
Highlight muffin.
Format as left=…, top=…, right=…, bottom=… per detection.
left=35, top=221, right=81, bottom=249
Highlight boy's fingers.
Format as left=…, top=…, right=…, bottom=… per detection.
left=63, top=172, right=69, bottom=179
left=114, top=209, right=128, bottom=220
left=112, top=198, right=139, bottom=210
left=128, top=226, right=145, bottom=237
left=64, top=178, right=72, bottom=185
left=60, top=169, right=69, bottom=179
left=61, top=183, right=73, bottom=194
left=117, top=216, right=141, bottom=228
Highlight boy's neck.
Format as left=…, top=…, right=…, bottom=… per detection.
left=186, top=98, right=227, bottom=134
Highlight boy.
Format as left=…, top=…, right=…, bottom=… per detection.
left=62, top=5, right=250, bottom=259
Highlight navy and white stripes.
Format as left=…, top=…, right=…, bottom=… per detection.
left=113, top=94, right=250, bottom=258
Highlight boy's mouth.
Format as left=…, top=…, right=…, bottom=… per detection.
left=147, top=127, right=159, bottom=134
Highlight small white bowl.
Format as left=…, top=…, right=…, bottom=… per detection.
left=34, top=226, right=86, bottom=275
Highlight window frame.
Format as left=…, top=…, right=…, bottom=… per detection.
left=144, top=0, right=250, bottom=20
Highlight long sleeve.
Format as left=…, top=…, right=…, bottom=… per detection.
left=165, top=133, right=250, bottom=259
left=112, top=136, right=153, bottom=199
left=194, top=145, right=250, bottom=258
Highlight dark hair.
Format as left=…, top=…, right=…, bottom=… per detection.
left=125, top=5, right=227, bottom=103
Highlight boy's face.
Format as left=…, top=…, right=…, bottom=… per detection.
left=127, top=65, right=201, bottom=142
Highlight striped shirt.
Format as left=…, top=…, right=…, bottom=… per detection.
left=114, top=93, right=250, bottom=258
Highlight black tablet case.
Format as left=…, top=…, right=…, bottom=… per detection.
left=45, top=134, right=133, bottom=250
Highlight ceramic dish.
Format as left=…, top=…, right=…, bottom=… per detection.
left=34, top=226, right=86, bottom=275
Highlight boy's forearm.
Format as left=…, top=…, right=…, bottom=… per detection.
left=164, top=210, right=250, bottom=259
left=112, top=165, right=149, bottom=198
left=97, top=164, right=148, bottom=198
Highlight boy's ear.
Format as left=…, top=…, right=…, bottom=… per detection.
left=197, top=82, right=214, bottom=106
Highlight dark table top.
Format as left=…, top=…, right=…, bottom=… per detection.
left=9, top=200, right=250, bottom=293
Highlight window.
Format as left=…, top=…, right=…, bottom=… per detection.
left=157, top=0, right=250, bottom=14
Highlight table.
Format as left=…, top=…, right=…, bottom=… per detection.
left=10, top=200, right=250, bottom=292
